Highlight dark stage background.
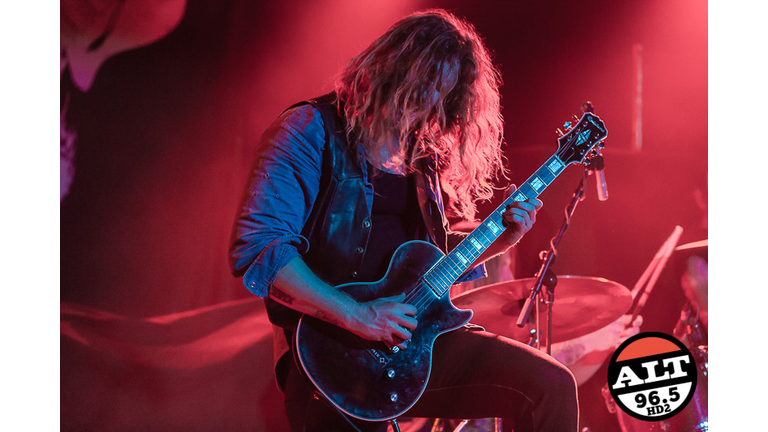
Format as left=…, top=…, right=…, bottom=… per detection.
left=60, top=0, right=707, bottom=430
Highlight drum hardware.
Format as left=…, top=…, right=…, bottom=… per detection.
left=628, top=225, right=684, bottom=325
left=667, top=301, right=708, bottom=432
left=600, top=231, right=710, bottom=432
left=516, top=148, right=598, bottom=354
left=675, top=239, right=708, bottom=251
left=604, top=315, right=708, bottom=432
left=425, top=418, right=500, bottom=432
left=516, top=101, right=608, bottom=353
left=673, top=301, right=705, bottom=348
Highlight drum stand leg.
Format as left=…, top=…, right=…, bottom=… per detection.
left=452, top=420, right=469, bottom=432
left=389, top=418, right=400, bottom=432
left=430, top=418, right=442, bottom=432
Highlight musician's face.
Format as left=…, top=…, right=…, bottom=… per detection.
left=428, top=60, right=459, bottom=104
left=395, top=59, right=461, bottom=133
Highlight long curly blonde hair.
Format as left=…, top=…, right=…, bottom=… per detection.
left=334, top=9, right=505, bottom=220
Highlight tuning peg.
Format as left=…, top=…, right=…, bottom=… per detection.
left=563, top=121, right=572, bottom=129
left=556, top=128, right=564, bottom=136
left=572, top=114, right=579, bottom=121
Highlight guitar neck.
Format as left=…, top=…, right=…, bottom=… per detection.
left=423, top=154, right=568, bottom=297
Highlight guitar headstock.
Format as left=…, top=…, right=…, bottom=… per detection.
left=556, top=112, right=608, bottom=166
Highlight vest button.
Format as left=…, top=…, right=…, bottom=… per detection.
left=356, top=247, right=364, bottom=254
left=363, top=220, right=371, bottom=228
left=351, top=271, right=358, bottom=278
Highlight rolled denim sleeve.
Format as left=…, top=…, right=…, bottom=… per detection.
left=229, top=105, right=325, bottom=297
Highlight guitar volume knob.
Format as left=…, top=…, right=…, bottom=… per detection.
left=389, top=392, right=399, bottom=403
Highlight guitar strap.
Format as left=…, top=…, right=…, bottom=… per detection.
left=413, top=155, right=447, bottom=251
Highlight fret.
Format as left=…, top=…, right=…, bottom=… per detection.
left=546, top=155, right=565, bottom=175
left=511, top=190, right=527, bottom=202
left=486, top=218, right=502, bottom=235
left=442, top=257, right=461, bottom=280
left=424, top=274, right=443, bottom=296
left=459, top=242, right=479, bottom=260
left=422, top=277, right=441, bottom=296
left=431, top=268, right=452, bottom=290
left=529, top=175, right=546, bottom=194
left=468, top=236, right=484, bottom=251
left=536, top=165, right=556, bottom=184
left=474, top=226, right=494, bottom=245
left=518, top=181, right=537, bottom=200
left=511, top=155, right=564, bottom=202
left=536, top=167, right=555, bottom=187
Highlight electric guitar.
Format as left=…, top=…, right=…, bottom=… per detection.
left=295, top=112, right=608, bottom=422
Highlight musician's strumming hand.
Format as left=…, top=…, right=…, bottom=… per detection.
left=350, top=293, right=418, bottom=350
left=500, top=185, right=543, bottom=247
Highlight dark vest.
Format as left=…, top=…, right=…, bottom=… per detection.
left=299, top=94, right=371, bottom=285
left=264, top=94, right=378, bottom=329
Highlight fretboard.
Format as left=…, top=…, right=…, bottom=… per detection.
left=423, top=154, right=568, bottom=296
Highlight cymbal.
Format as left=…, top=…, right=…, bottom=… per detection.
left=675, top=239, right=708, bottom=251
left=451, top=276, right=632, bottom=343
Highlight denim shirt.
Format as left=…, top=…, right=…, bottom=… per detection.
left=229, top=104, right=485, bottom=298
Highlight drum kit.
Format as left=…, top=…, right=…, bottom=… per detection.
left=604, top=239, right=708, bottom=432
left=398, top=239, right=708, bottom=432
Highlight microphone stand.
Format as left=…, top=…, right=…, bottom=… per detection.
left=516, top=164, right=591, bottom=355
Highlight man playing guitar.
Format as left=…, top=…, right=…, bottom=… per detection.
left=230, top=9, right=578, bottom=432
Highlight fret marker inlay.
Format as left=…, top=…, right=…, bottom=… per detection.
left=487, top=220, right=502, bottom=235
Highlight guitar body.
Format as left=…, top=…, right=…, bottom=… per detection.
left=295, top=240, right=472, bottom=422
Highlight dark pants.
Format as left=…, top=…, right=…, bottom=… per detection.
left=280, top=327, right=579, bottom=432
